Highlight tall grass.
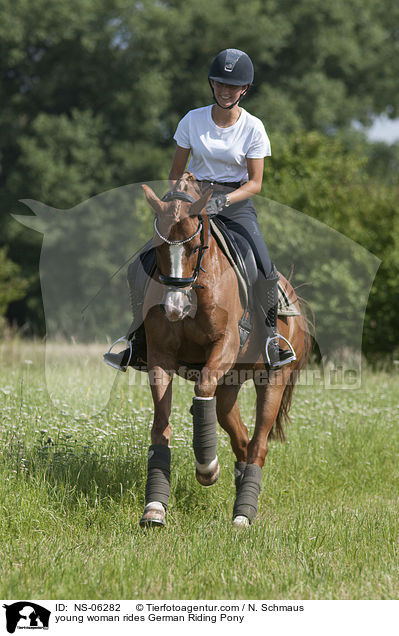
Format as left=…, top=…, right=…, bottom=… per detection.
left=0, top=341, right=398, bottom=599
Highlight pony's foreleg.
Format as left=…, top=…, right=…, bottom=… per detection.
left=248, top=369, right=292, bottom=465
left=140, top=363, right=174, bottom=527
left=233, top=368, right=291, bottom=528
left=215, top=383, right=249, bottom=462
left=192, top=336, right=240, bottom=486
left=215, top=382, right=249, bottom=497
left=195, top=334, right=240, bottom=398
left=191, top=395, right=220, bottom=486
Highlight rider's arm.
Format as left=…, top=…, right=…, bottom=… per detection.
left=169, top=145, right=191, bottom=185
left=225, top=157, right=264, bottom=205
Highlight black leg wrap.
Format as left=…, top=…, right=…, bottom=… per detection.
left=145, top=444, right=171, bottom=509
left=191, top=397, right=217, bottom=465
left=234, top=461, right=247, bottom=494
left=233, top=464, right=262, bottom=522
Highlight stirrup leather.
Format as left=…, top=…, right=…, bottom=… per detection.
left=103, top=336, right=132, bottom=371
left=265, top=334, right=297, bottom=368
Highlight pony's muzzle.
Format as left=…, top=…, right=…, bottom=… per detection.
left=162, top=287, right=197, bottom=322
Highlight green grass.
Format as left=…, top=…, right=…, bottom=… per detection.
left=0, top=340, right=398, bottom=599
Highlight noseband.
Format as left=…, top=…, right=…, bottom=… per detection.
left=154, top=190, right=210, bottom=289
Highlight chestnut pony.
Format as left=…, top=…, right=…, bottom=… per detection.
left=140, top=172, right=309, bottom=527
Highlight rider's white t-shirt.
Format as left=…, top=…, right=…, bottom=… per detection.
left=173, top=105, right=271, bottom=184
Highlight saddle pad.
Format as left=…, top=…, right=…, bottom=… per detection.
left=209, top=219, right=300, bottom=317
left=278, top=283, right=300, bottom=316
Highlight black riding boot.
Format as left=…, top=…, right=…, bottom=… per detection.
left=103, top=250, right=152, bottom=372
left=103, top=324, right=147, bottom=372
left=257, top=265, right=296, bottom=369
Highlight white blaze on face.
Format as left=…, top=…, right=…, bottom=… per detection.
left=170, top=244, right=184, bottom=279
left=163, top=244, right=188, bottom=321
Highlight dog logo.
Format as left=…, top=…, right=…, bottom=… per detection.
left=3, top=602, right=51, bottom=634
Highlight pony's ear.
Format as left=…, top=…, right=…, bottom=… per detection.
left=190, top=187, right=213, bottom=216
left=142, top=184, right=167, bottom=215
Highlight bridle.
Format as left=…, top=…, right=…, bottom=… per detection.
left=154, top=189, right=210, bottom=290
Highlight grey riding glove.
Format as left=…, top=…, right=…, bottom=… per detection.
left=206, top=194, right=228, bottom=217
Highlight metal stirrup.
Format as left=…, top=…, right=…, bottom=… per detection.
left=104, top=336, right=133, bottom=370
left=265, top=334, right=296, bottom=367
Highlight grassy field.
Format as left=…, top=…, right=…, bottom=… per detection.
left=0, top=340, right=398, bottom=599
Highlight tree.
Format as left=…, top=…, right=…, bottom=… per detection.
left=0, top=247, right=27, bottom=325
left=1, top=0, right=398, bottom=351
left=262, top=131, right=399, bottom=357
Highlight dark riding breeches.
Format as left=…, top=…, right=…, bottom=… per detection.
left=217, top=198, right=272, bottom=278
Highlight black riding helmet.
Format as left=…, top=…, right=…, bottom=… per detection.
left=208, top=48, right=254, bottom=86
left=208, top=49, right=254, bottom=109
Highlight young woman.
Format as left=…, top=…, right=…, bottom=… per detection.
left=104, top=48, right=296, bottom=371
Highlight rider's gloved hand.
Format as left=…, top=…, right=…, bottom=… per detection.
left=206, top=194, right=228, bottom=217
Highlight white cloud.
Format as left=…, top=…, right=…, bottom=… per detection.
left=367, top=114, right=399, bottom=144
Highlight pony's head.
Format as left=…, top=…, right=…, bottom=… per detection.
left=142, top=173, right=212, bottom=322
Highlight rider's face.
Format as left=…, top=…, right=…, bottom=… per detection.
left=211, top=80, right=248, bottom=108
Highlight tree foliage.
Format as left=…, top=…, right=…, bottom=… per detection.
left=0, top=0, right=398, bottom=354
left=0, top=247, right=27, bottom=320
left=263, top=132, right=399, bottom=356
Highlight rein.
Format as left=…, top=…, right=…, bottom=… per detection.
left=155, top=189, right=210, bottom=289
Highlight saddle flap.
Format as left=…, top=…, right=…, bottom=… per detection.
left=228, top=231, right=258, bottom=286
left=210, top=217, right=258, bottom=292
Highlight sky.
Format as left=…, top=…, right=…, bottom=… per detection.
left=366, top=114, right=399, bottom=144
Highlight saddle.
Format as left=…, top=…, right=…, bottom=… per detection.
left=210, top=217, right=258, bottom=293
left=209, top=218, right=300, bottom=348
left=210, top=217, right=257, bottom=349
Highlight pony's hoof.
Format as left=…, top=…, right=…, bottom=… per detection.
left=233, top=515, right=250, bottom=529
left=139, top=502, right=166, bottom=528
left=195, top=459, right=220, bottom=487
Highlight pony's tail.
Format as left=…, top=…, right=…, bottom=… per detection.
left=270, top=296, right=314, bottom=441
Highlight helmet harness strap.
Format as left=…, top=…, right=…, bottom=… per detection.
left=208, top=81, right=249, bottom=110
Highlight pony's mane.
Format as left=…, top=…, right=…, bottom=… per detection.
left=165, top=172, right=201, bottom=221
left=175, top=171, right=200, bottom=194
